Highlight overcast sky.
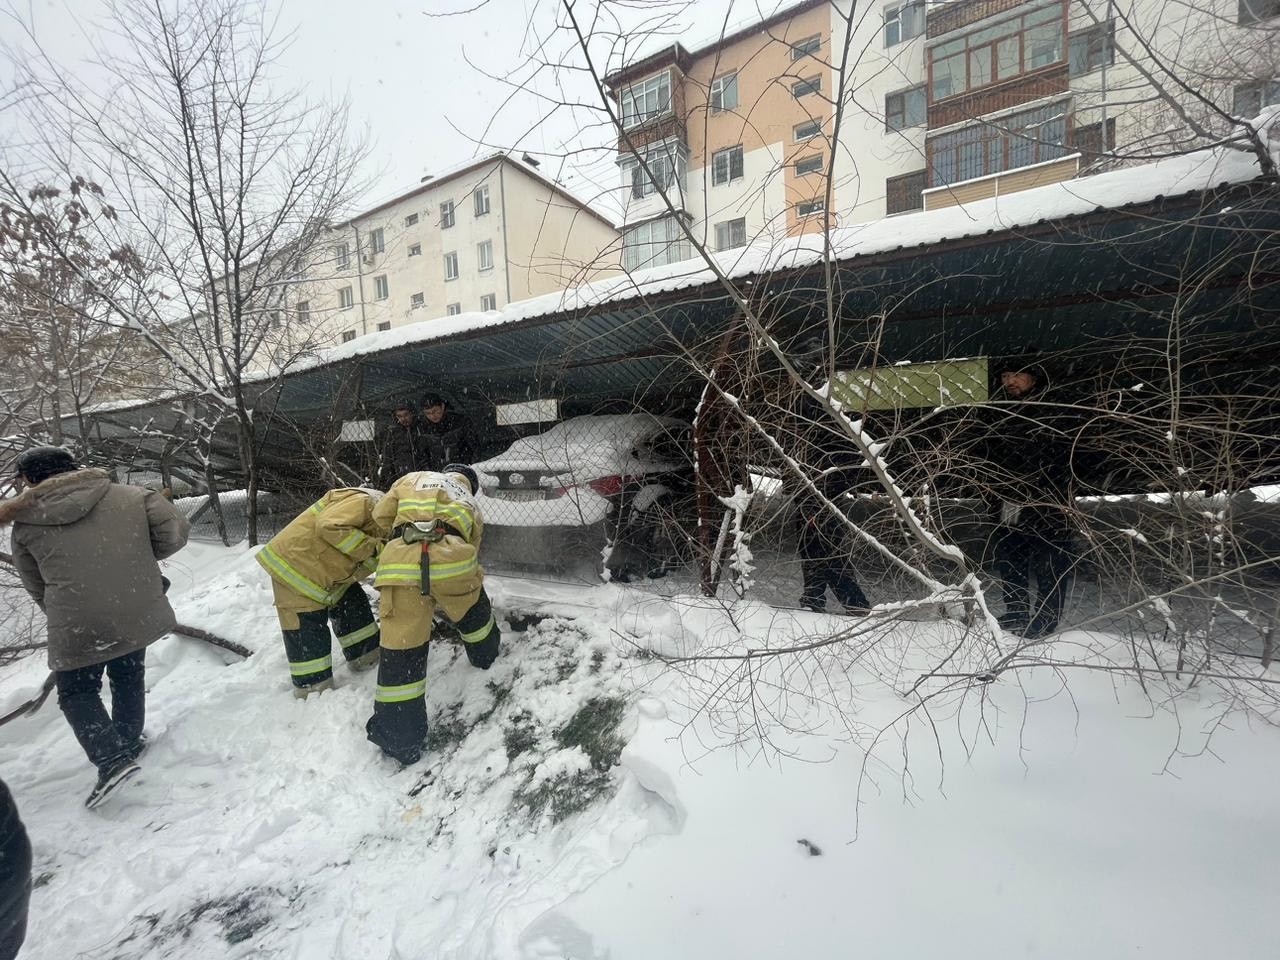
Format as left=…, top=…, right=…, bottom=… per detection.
left=2, top=0, right=791, bottom=221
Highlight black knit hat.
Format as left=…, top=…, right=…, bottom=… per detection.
left=421, top=393, right=446, bottom=409
left=13, top=446, right=77, bottom=485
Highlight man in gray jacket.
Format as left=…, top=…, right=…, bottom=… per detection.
left=2, top=447, right=190, bottom=808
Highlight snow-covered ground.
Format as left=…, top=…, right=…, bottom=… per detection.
left=1, top=540, right=1278, bottom=959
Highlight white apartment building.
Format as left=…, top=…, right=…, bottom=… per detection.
left=604, top=0, right=1279, bottom=269
left=293, top=153, right=619, bottom=345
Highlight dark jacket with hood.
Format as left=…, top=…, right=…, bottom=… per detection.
left=2, top=469, right=191, bottom=671
left=378, top=420, right=427, bottom=489
left=418, top=410, right=475, bottom=473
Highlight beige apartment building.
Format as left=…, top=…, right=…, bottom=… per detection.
left=604, top=0, right=1278, bottom=269
left=293, top=153, right=619, bottom=346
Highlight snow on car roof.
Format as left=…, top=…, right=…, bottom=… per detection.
left=475, top=413, right=687, bottom=478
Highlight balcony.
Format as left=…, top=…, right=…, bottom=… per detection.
left=928, top=0, right=1038, bottom=38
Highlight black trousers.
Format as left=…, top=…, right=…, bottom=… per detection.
left=55, top=648, right=146, bottom=773
left=798, top=517, right=869, bottom=611
left=0, top=780, right=30, bottom=960
left=283, top=582, right=381, bottom=690
left=994, top=520, right=1073, bottom=622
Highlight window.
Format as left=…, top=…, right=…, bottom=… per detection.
left=374, top=274, right=389, bottom=300
left=886, top=84, right=927, bottom=131
left=1240, top=0, right=1280, bottom=25
left=408, top=243, right=422, bottom=257
left=710, top=72, right=738, bottom=112
left=622, top=216, right=691, bottom=272
left=927, top=6, right=1065, bottom=103
left=335, top=242, right=350, bottom=271
left=1068, top=20, right=1114, bottom=77
left=377, top=321, right=391, bottom=331
left=410, top=292, right=425, bottom=309
left=444, top=251, right=459, bottom=280
left=792, top=76, right=822, bottom=99
left=1070, top=118, right=1116, bottom=166
left=477, top=240, right=494, bottom=271
left=404, top=212, right=419, bottom=227
left=296, top=300, right=310, bottom=323
left=622, top=138, right=688, bottom=199
left=714, top=217, right=747, bottom=251
left=794, top=119, right=822, bottom=142
left=269, top=310, right=281, bottom=328
left=926, top=101, right=1069, bottom=186
left=791, top=35, right=821, bottom=60
left=794, top=155, right=824, bottom=176
left=886, top=170, right=926, bottom=214
left=440, top=200, right=455, bottom=229
left=369, top=228, right=385, bottom=255
left=446, top=303, right=462, bottom=316
left=796, top=198, right=825, bottom=218
left=620, top=72, right=672, bottom=128
left=711, top=145, right=744, bottom=185
left=480, top=293, right=497, bottom=311
left=338, top=286, right=354, bottom=310
left=1233, top=78, right=1280, bottom=117
left=473, top=185, right=490, bottom=216
left=884, top=1, right=924, bottom=47
left=341, top=330, right=356, bottom=342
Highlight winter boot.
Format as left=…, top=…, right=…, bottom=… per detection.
left=1023, top=612, right=1060, bottom=639
left=292, top=677, right=335, bottom=700
left=85, top=759, right=141, bottom=809
left=348, top=647, right=380, bottom=672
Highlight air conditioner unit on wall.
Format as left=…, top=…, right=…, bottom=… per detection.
left=363, top=254, right=375, bottom=265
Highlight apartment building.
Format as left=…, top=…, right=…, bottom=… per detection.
left=294, top=153, right=619, bottom=345
left=605, top=0, right=1279, bottom=268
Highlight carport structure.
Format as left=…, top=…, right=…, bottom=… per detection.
left=60, top=148, right=1280, bottom=555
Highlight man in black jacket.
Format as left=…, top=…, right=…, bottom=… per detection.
left=985, top=362, right=1077, bottom=639
left=377, top=400, right=425, bottom=490
left=418, top=394, right=475, bottom=473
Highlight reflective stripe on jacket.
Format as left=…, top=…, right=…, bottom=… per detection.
left=372, top=471, right=484, bottom=591
left=256, top=488, right=385, bottom=605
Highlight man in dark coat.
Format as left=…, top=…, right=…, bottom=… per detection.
left=984, top=362, right=1077, bottom=638
left=377, top=400, right=426, bottom=490
left=0, top=778, right=30, bottom=960
left=3, top=446, right=191, bottom=808
left=796, top=471, right=871, bottom=614
left=418, top=394, right=475, bottom=473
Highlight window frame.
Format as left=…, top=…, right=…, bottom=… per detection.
left=714, top=217, right=747, bottom=251
left=622, top=215, right=691, bottom=272
left=443, top=251, right=459, bottom=281
left=477, top=239, right=494, bottom=272
left=926, top=5, right=1066, bottom=104
left=373, top=274, right=390, bottom=300
left=620, top=72, right=673, bottom=129
left=710, top=71, right=739, bottom=113
left=404, top=212, right=419, bottom=227
left=296, top=300, right=310, bottom=323
left=794, top=154, right=824, bottom=177
left=926, top=101, right=1070, bottom=187
left=794, top=119, right=823, bottom=142
left=446, top=303, right=462, bottom=316
left=622, top=138, right=688, bottom=200
left=410, top=292, right=425, bottom=309
left=338, top=286, right=354, bottom=311
left=710, top=145, right=745, bottom=186
left=480, top=293, right=497, bottom=311
left=377, top=321, right=392, bottom=331
left=886, top=169, right=927, bottom=215
left=369, top=228, right=385, bottom=255
left=408, top=242, right=422, bottom=257
left=1232, top=78, right=1280, bottom=117
left=884, top=1, right=924, bottom=48
left=1068, top=20, right=1114, bottom=77
left=1239, top=0, right=1280, bottom=25
left=440, top=200, right=455, bottom=229
left=791, top=35, right=821, bottom=60
left=792, top=75, right=822, bottom=99
left=473, top=185, right=490, bottom=217
left=796, top=198, right=826, bottom=218
left=341, top=330, right=356, bottom=343
left=335, top=242, right=350, bottom=271
left=885, top=83, right=927, bottom=131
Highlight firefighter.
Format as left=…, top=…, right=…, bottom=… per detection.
left=256, top=487, right=386, bottom=697
left=365, top=463, right=500, bottom=765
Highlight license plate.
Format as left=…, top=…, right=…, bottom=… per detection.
left=495, top=489, right=547, bottom=502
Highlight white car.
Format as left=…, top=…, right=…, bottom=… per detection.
left=474, top=413, right=693, bottom=578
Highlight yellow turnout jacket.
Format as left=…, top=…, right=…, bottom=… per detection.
left=372, top=471, right=484, bottom=597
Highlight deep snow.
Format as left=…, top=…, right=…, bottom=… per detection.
left=1, top=540, right=1278, bottom=959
